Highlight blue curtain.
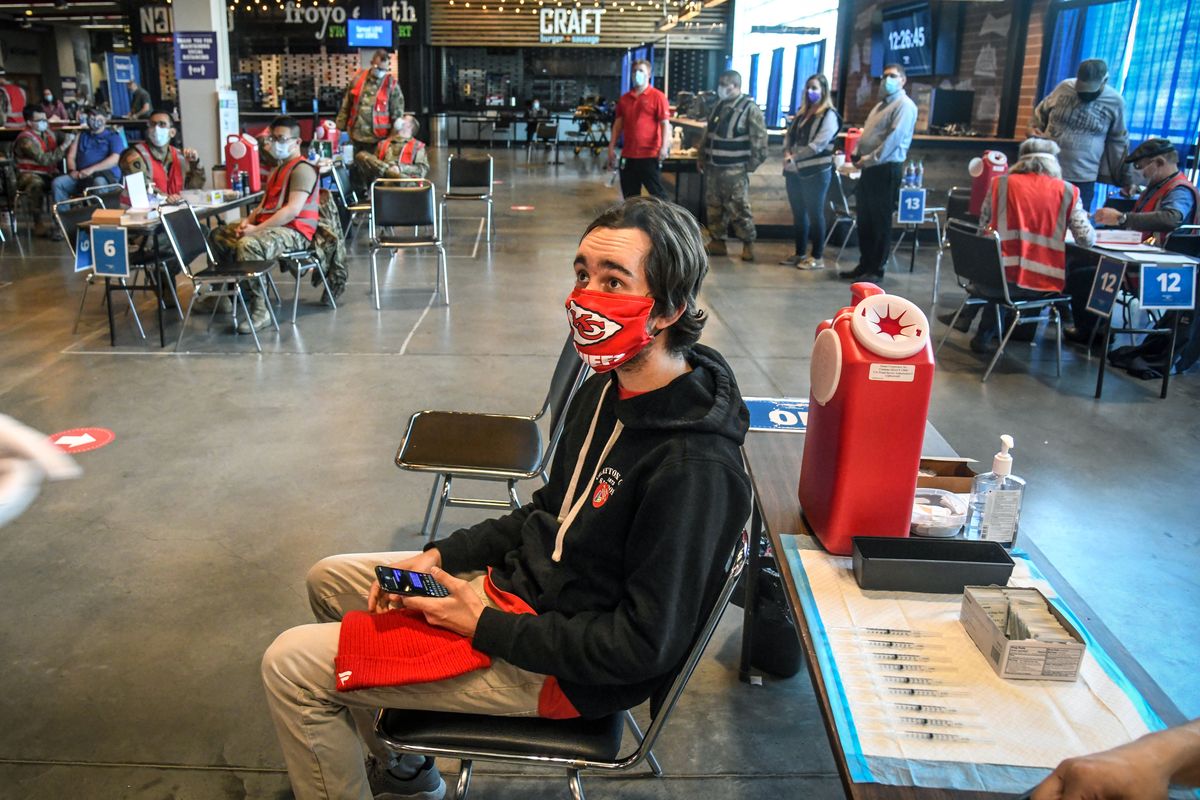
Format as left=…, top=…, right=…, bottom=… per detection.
left=1123, top=0, right=1200, bottom=167
left=1078, top=1, right=1134, bottom=86
left=1041, top=7, right=1082, bottom=100
left=791, top=41, right=826, bottom=114
left=765, top=48, right=785, bottom=127
left=748, top=54, right=760, bottom=101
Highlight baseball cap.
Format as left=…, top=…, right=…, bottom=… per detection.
left=1124, top=138, right=1176, bottom=163
left=1075, top=60, right=1108, bottom=93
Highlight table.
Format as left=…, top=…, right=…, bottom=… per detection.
left=739, top=429, right=1184, bottom=800
left=660, top=155, right=706, bottom=225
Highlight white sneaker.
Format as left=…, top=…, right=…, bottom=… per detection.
left=797, top=256, right=826, bottom=271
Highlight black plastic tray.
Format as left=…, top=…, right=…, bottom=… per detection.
left=851, top=536, right=1014, bottom=594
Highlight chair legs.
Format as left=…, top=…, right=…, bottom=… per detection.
left=425, top=473, right=453, bottom=542
left=370, top=248, right=382, bottom=310
left=454, top=759, right=473, bottom=800
left=486, top=198, right=494, bottom=242
left=624, top=710, right=663, bottom=777
left=507, top=479, right=520, bottom=510
left=935, top=299, right=968, bottom=355
left=568, top=768, right=586, bottom=800
left=437, top=244, right=450, bottom=306
left=982, top=306, right=1019, bottom=383
left=72, top=278, right=92, bottom=334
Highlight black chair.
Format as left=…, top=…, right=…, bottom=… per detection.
left=278, top=246, right=336, bottom=324
left=1163, top=224, right=1200, bottom=257
left=54, top=196, right=145, bottom=340
left=331, top=162, right=370, bottom=244
left=368, top=178, right=448, bottom=309
left=938, top=219, right=1070, bottom=381
left=440, top=154, right=494, bottom=243
left=160, top=204, right=279, bottom=352
left=943, top=186, right=978, bottom=245
left=375, top=534, right=748, bottom=800
left=821, top=170, right=857, bottom=266
left=395, top=334, right=588, bottom=540
left=84, top=182, right=125, bottom=210
left=529, top=121, right=561, bottom=164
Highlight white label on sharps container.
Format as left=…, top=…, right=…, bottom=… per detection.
left=868, top=363, right=916, bottom=382
left=980, top=490, right=1021, bottom=543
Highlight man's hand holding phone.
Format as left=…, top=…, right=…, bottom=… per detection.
left=368, top=549, right=442, bottom=613
left=402, top=567, right=486, bottom=639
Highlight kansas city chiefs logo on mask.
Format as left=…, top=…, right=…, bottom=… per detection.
left=567, top=300, right=624, bottom=345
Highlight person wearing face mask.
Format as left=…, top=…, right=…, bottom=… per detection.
left=259, top=196, right=751, bottom=800
left=126, top=79, right=152, bottom=120
left=524, top=97, right=548, bottom=146
left=336, top=49, right=405, bottom=156
left=352, top=113, right=430, bottom=190
left=1063, top=138, right=1199, bottom=344
left=40, top=90, right=67, bottom=121
left=839, top=64, right=918, bottom=283
left=781, top=73, right=840, bottom=269
left=13, top=105, right=73, bottom=239
left=52, top=107, right=124, bottom=204
left=209, top=116, right=321, bottom=333
left=118, top=107, right=204, bottom=203
left=698, top=70, right=769, bottom=262
left=1030, top=59, right=1132, bottom=212
left=608, top=59, right=672, bottom=201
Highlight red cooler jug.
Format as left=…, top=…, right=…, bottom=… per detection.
left=798, top=283, right=935, bottom=555
left=225, top=133, right=262, bottom=193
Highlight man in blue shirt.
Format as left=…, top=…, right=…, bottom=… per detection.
left=52, top=106, right=124, bottom=204
left=840, top=64, right=918, bottom=283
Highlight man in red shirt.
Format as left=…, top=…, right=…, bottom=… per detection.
left=608, top=59, right=671, bottom=200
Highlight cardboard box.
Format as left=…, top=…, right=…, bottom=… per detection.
left=917, top=457, right=977, bottom=493
left=960, top=586, right=1086, bottom=681
left=90, top=209, right=125, bottom=225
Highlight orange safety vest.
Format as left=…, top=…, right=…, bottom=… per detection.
left=134, top=141, right=185, bottom=195
left=252, top=156, right=320, bottom=241
left=349, top=70, right=394, bottom=140
left=375, top=137, right=422, bottom=164
left=991, top=173, right=1075, bottom=292
left=1, top=83, right=26, bottom=126
left=14, top=129, right=57, bottom=174
left=1131, top=171, right=1200, bottom=244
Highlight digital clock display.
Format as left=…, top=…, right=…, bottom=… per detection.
left=881, top=3, right=933, bottom=76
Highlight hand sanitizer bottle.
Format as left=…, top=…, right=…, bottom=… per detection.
left=963, top=435, right=1025, bottom=547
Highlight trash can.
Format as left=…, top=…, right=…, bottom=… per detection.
left=429, top=113, right=448, bottom=149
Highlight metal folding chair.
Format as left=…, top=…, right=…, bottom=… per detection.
left=54, top=196, right=145, bottom=339
left=368, top=178, right=448, bottom=309
left=821, top=170, right=857, bottom=266
left=440, top=154, right=494, bottom=243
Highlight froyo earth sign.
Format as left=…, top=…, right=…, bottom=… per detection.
left=539, top=7, right=606, bottom=44
left=283, top=1, right=417, bottom=41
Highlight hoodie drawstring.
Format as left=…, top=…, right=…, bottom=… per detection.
left=553, top=382, right=622, bottom=562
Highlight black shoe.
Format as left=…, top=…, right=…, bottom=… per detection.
left=969, top=336, right=999, bottom=354
left=937, top=310, right=973, bottom=333
left=1062, top=326, right=1095, bottom=346
left=856, top=271, right=884, bottom=283
left=837, top=268, right=865, bottom=281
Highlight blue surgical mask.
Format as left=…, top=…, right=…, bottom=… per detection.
left=272, top=142, right=293, bottom=160
left=882, top=76, right=901, bottom=95
left=633, top=70, right=648, bottom=88
left=149, top=126, right=171, bottom=148
left=35, top=119, right=49, bottom=133
left=373, top=67, right=387, bottom=80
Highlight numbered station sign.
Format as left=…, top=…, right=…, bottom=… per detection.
left=74, top=228, right=93, bottom=272
left=897, top=187, right=926, bottom=225
left=1140, top=263, right=1196, bottom=311
left=743, top=397, right=809, bottom=434
left=1085, top=257, right=1126, bottom=319
left=90, top=226, right=129, bottom=278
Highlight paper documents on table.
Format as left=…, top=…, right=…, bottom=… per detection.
left=798, top=551, right=1157, bottom=770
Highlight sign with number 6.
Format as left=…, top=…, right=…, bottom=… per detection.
left=90, top=226, right=130, bottom=278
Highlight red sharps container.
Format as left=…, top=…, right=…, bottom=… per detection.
left=798, top=283, right=935, bottom=555
left=225, top=133, right=262, bottom=193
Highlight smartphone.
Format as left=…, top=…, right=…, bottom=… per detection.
left=374, top=566, right=450, bottom=598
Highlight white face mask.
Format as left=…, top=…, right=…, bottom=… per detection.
left=272, top=141, right=294, bottom=160
left=717, top=85, right=735, bottom=101
left=34, top=119, right=49, bottom=133
left=148, top=126, right=170, bottom=147
left=532, top=102, right=540, bottom=110
left=373, top=67, right=387, bottom=79
left=394, top=122, right=411, bottom=138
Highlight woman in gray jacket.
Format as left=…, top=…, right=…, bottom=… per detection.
left=781, top=74, right=839, bottom=269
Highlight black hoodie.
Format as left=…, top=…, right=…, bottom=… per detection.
left=432, top=344, right=752, bottom=717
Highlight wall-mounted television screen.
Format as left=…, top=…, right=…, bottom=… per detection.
left=881, top=2, right=934, bottom=76
left=347, top=20, right=393, bottom=48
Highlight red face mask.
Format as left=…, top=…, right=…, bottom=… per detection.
left=565, top=287, right=655, bottom=372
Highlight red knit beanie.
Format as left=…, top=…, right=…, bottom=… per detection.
left=334, top=609, right=492, bottom=692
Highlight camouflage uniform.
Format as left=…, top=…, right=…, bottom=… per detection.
left=351, top=136, right=430, bottom=188
left=118, top=143, right=206, bottom=197
left=11, top=127, right=70, bottom=232
left=311, top=189, right=348, bottom=298
left=209, top=223, right=310, bottom=305
left=700, top=93, right=768, bottom=244
left=335, top=71, right=405, bottom=151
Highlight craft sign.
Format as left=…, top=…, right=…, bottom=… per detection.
left=539, top=8, right=606, bottom=44
left=743, top=397, right=809, bottom=433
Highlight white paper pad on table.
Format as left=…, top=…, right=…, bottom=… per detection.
left=798, top=551, right=1156, bottom=770
left=1095, top=243, right=1160, bottom=252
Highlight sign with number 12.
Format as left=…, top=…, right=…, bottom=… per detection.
left=1140, top=264, right=1196, bottom=311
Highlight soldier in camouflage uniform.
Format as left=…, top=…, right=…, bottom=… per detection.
left=11, top=105, right=73, bottom=238
left=117, top=109, right=206, bottom=202
left=310, top=188, right=348, bottom=302
left=352, top=114, right=430, bottom=190
left=698, top=70, right=768, bottom=262
left=209, top=116, right=322, bottom=333
left=335, top=49, right=405, bottom=156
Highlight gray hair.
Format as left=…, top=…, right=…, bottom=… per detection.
left=1010, top=137, right=1062, bottom=178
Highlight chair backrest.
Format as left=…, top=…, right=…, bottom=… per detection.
left=371, top=178, right=437, bottom=233
left=537, top=334, right=591, bottom=471
left=53, top=196, right=103, bottom=257
left=84, top=182, right=125, bottom=209
left=945, top=186, right=975, bottom=224
left=1164, top=225, right=1200, bottom=257
left=331, top=162, right=356, bottom=205
left=447, top=154, right=493, bottom=194
left=829, top=171, right=852, bottom=215
left=536, top=121, right=559, bottom=140
left=160, top=204, right=215, bottom=279
left=946, top=219, right=1011, bottom=302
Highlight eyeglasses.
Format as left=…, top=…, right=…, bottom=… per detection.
left=264, top=136, right=297, bottom=145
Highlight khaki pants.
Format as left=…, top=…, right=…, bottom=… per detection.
left=262, top=551, right=547, bottom=800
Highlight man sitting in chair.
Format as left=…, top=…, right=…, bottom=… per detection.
left=261, top=196, right=752, bottom=800
left=11, top=104, right=74, bottom=239
left=351, top=113, right=430, bottom=192
left=209, top=115, right=320, bottom=333
left=118, top=106, right=205, bottom=203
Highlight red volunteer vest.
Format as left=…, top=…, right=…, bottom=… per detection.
left=375, top=137, right=422, bottom=163
left=134, top=141, right=185, bottom=195
left=1131, top=171, right=1200, bottom=243
left=14, top=129, right=57, bottom=174
left=252, top=156, right=320, bottom=241
left=991, top=173, right=1076, bottom=292
left=2, top=83, right=25, bottom=126
left=349, top=70, right=395, bottom=140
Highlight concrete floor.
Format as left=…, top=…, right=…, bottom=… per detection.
left=0, top=149, right=1196, bottom=799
